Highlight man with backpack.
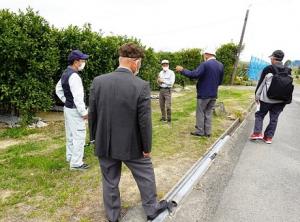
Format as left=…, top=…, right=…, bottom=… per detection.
left=250, top=50, right=294, bottom=144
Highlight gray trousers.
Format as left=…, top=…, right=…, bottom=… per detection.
left=99, top=157, right=160, bottom=221
left=195, top=98, right=216, bottom=135
left=159, top=88, right=171, bottom=120
left=254, top=101, right=285, bottom=138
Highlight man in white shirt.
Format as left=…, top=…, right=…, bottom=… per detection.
left=157, top=60, right=175, bottom=122
left=56, top=50, right=89, bottom=170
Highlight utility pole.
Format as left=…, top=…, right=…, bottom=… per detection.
left=230, top=8, right=250, bottom=85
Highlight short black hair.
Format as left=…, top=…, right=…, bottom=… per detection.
left=68, top=59, right=75, bottom=65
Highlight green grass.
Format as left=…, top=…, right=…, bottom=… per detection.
left=0, top=86, right=254, bottom=221
left=0, top=127, right=38, bottom=139
left=0, top=136, right=99, bottom=219
left=151, top=86, right=253, bottom=159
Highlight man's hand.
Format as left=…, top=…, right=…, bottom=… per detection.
left=175, top=65, right=184, bottom=72
left=157, top=78, right=164, bottom=84
left=82, top=114, right=88, bottom=120
left=143, top=152, right=151, bottom=158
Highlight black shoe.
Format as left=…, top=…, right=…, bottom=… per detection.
left=146, top=200, right=177, bottom=221
left=167, top=119, right=171, bottom=123
left=160, top=118, right=166, bottom=122
left=147, top=200, right=169, bottom=220
left=108, top=220, right=119, bottom=222
left=70, top=163, right=90, bottom=171
left=190, top=132, right=205, bottom=136
left=205, top=134, right=211, bottom=137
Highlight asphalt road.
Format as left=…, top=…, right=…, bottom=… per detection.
left=167, top=87, right=300, bottom=222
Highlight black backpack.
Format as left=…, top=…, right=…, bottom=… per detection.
left=267, top=65, right=294, bottom=104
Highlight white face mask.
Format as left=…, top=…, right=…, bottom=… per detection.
left=78, top=62, right=86, bottom=71
left=162, top=66, right=169, bottom=71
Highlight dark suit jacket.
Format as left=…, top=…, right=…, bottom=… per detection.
left=88, top=68, right=152, bottom=160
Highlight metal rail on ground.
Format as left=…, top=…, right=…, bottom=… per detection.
left=151, top=102, right=255, bottom=222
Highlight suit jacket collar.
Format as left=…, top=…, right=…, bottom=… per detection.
left=116, top=67, right=133, bottom=74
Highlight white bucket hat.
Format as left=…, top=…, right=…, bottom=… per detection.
left=161, top=59, right=169, bottom=64
left=204, top=47, right=216, bottom=56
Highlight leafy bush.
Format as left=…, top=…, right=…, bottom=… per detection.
left=53, top=24, right=140, bottom=104
left=0, top=8, right=241, bottom=121
left=155, top=48, right=203, bottom=89
left=0, top=8, right=59, bottom=123
left=216, top=43, right=239, bottom=84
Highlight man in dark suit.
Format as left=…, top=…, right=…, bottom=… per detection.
left=88, top=43, right=170, bottom=222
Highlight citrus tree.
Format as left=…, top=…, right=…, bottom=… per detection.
left=0, top=8, right=59, bottom=123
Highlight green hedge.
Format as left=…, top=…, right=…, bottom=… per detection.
left=0, top=8, right=239, bottom=122
left=0, top=9, right=59, bottom=123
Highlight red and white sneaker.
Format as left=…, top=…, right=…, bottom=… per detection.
left=263, top=136, right=272, bottom=144
left=249, top=133, right=263, bottom=140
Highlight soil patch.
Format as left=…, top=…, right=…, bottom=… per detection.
left=0, top=140, right=20, bottom=150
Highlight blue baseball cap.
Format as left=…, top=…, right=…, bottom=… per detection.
left=68, top=50, right=89, bottom=63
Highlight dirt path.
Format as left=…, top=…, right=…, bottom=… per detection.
left=0, top=140, right=20, bottom=150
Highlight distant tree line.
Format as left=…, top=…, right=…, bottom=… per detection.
left=0, top=8, right=239, bottom=122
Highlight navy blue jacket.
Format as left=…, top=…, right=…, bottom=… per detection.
left=181, top=59, right=224, bottom=99
left=61, top=66, right=78, bottom=108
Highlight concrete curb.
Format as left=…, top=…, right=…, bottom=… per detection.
left=151, top=102, right=256, bottom=222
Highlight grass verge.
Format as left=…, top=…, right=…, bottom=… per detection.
left=0, top=86, right=254, bottom=221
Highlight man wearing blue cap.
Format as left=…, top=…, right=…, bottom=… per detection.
left=56, top=50, right=90, bottom=170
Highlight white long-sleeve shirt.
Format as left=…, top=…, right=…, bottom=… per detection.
left=56, top=73, right=88, bottom=116
left=158, top=69, right=175, bottom=88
